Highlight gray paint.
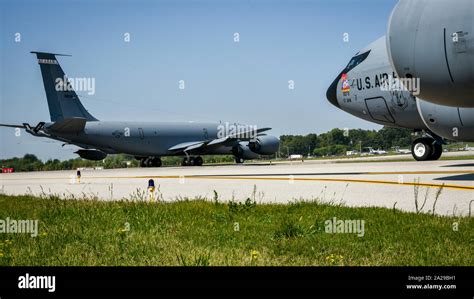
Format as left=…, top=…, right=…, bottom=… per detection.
left=327, top=36, right=474, bottom=143
left=327, top=37, right=426, bottom=130
left=387, top=0, right=474, bottom=107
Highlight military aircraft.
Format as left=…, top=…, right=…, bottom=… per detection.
left=387, top=0, right=473, bottom=108
left=326, top=36, right=474, bottom=161
left=0, top=52, right=280, bottom=167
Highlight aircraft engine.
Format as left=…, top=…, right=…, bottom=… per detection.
left=417, top=98, right=474, bottom=142
left=232, top=142, right=260, bottom=160
left=248, top=135, right=280, bottom=155
left=387, top=0, right=474, bottom=107
left=75, top=149, right=108, bottom=161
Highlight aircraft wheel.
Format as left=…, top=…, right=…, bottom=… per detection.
left=194, top=156, right=203, bottom=166
left=235, top=157, right=244, bottom=164
left=140, top=158, right=147, bottom=167
left=429, top=143, right=443, bottom=161
left=181, top=157, right=188, bottom=166
left=146, top=158, right=154, bottom=167
left=151, top=157, right=162, bottom=167
left=188, top=157, right=195, bottom=166
left=411, top=138, right=433, bottom=161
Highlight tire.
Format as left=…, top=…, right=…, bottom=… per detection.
left=429, top=143, right=443, bottom=161
left=411, top=138, right=433, bottom=161
left=152, top=157, right=162, bottom=167
left=140, top=158, right=146, bottom=168
left=146, top=158, right=153, bottom=167
left=235, top=157, right=244, bottom=164
left=194, top=156, right=203, bottom=166
left=181, top=158, right=188, bottom=166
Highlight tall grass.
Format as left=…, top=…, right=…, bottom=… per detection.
left=0, top=194, right=472, bottom=266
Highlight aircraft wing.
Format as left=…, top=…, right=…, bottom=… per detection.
left=168, top=127, right=272, bottom=154
left=206, top=127, right=272, bottom=146
left=168, top=141, right=205, bottom=152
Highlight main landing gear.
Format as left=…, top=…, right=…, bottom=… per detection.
left=139, top=157, right=162, bottom=167
left=181, top=156, right=203, bottom=166
left=411, top=137, right=443, bottom=161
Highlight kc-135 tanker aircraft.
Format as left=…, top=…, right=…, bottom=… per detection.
left=0, top=52, right=280, bottom=167
left=327, top=0, right=474, bottom=161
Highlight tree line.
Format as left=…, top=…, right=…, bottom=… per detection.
left=278, top=127, right=414, bottom=157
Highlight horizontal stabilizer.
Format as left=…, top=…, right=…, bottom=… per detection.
left=47, top=117, right=87, bottom=133
left=0, top=123, right=26, bottom=129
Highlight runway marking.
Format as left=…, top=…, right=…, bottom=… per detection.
left=2, top=171, right=473, bottom=191
left=102, top=175, right=470, bottom=191
left=2, top=169, right=474, bottom=181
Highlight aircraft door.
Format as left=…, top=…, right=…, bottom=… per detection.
left=364, top=97, right=395, bottom=123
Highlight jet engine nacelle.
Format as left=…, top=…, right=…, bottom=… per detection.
left=387, top=0, right=474, bottom=107
left=75, top=149, right=108, bottom=161
left=232, top=142, right=260, bottom=160
left=248, top=135, right=280, bottom=155
left=417, top=98, right=474, bottom=142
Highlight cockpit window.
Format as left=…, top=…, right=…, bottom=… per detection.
left=343, top=50, right=371, bottom=73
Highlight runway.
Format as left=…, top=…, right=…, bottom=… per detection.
left=1, top=158, right=473, bottom=216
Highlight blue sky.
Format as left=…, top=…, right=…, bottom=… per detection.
left=0, top=0, right=398, bottom=160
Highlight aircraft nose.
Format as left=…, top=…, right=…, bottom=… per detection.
left=326, top=72, right=342, bottom=108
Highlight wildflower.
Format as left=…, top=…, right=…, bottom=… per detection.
left=250, top=250, right=259, bottom=260
left=325, top=254, right=344, bottom=265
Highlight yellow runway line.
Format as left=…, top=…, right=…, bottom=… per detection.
left=2, top=172, right=473, bottom=191
left=101, top=175, right=473, bottom=191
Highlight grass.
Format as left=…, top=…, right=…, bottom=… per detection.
left=0, top=194, right=472, bottom=266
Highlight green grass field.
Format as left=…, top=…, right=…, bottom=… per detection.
left=0, top=194, right=472, bottom=266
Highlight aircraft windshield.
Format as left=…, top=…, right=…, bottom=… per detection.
left=344, top=50, right=371, bottom=73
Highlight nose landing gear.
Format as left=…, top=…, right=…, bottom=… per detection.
left=411, top=137, right=443, bottom=161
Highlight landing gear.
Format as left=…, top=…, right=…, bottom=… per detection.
left=181, top=156, right=203, bottom=166
left=150, top=157, right=162, bottom=167
left=194, top=156, right=203, bottom=166
left=429, top=143, right=443, bottom=161
left=139, top=157, right=162, bottom=167
left=235, top=157, right=244, bottom=164
left=411, top=137, right=443, bottom=161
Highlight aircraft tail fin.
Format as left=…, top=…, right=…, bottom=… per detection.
left=31, top=51, right=98, bottom=122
